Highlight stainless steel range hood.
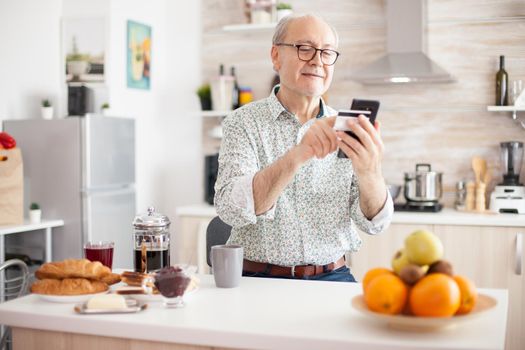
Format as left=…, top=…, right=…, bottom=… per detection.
left=350, top=0, right=454, bottom=84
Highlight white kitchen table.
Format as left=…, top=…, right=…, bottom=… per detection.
left=0, top=219, right=64, bottom=264
left=0, top=275, right=508, bottom=350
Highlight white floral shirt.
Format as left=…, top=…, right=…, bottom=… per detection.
left=214, top=87, right=393, bottom=266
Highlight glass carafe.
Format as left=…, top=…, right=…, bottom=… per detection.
left=132, top=207, right=170, bottom=272
left=500, top=141, right=524, bottom=186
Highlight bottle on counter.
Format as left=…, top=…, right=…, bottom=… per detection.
left=495, top=55, right=509, bottom=106
left=231, top=66, right=240, bottom=110
left=466, top=181, right=476, bottom=211
left=454, top=180, right=467, bottom=211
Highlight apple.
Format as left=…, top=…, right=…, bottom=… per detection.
left=391, top=249, right=410, bottom=275
left=404, top=230, right=443, bottom=266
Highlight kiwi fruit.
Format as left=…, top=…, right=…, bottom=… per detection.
left=427, top=259, right=454, bottom=276
left=399, top=264, right=426, bottom=285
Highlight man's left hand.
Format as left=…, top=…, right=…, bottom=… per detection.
left=336, top=115, right=384, bottom=179
left=336, top=115, right=387, bottom=219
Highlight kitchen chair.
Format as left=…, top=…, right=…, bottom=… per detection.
left=206, top=216, right=232, bottom=267
left=0, top=259, right=30, bottom=350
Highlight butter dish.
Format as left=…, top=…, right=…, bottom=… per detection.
left=74, top=298, right=147, bottom=314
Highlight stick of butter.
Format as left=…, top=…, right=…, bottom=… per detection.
left=86, top=294, right=127, bottom=310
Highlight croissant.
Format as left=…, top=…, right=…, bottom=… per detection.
left=31, top=278, right=109, bottom=295
left=100, top=273, right=121, bottom=285
left=35, top=259, right=111, bottom=280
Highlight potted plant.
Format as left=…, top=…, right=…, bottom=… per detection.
left=197, top=84, right=212, bottom=111
left=29, top=202, right=41, bottom=224
left=41, top=99, right=53, bottom=120
left=276, top=3, right=293, bottom=22
left=66, top=36, right=90, bottom=81
left=101, top=102, right=110, bottom=116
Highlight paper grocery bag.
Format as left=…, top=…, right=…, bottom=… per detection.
left=0, top=148, right=24, bottom=225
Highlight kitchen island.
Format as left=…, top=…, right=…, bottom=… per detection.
left=0, top=275, right=508, bottom=350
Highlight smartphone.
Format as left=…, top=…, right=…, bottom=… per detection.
left=337, top=99, right=380, bottom=158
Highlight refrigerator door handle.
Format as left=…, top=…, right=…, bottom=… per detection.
left=516, top=233, right=523, bottom=276
left=81, top=185, right=136, bottom=196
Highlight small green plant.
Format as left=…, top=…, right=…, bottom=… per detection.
left=30, top=202, right=40, bottom=210
left=42, top=99, right=51, bottom=107
left=196, top=84, right=211, bottom=99
left=277, top=2, right=292, bottom=10
left=66, top=36, right=90, bottom=62
left=196, top=83, right=212, bottom=110
left=101, top=103, right=110, bottom=109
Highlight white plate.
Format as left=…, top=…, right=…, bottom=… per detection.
left=351, top=293, right=497, bottom=331
left=36, top=291, right=109, bottom=303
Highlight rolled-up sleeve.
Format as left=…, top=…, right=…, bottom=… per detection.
left=214, top=115, right=264, bottom=227
left=349, top=172, right=393, bottom=234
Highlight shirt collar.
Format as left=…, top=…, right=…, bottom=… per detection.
left=268, top=85, right=328, bottom=121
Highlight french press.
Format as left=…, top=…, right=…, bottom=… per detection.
left=132, top=207, right=171, bottom=272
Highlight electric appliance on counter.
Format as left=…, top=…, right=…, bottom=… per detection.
left=67, top=83, right=109, bottom=116
left=490, top=141, right=525, bottom=214
left=3, top=116, right=136, bottom=268
left=394, top=163, right=443, bottom=212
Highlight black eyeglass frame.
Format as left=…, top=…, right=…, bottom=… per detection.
left=275, top=43, right=340, bottom=66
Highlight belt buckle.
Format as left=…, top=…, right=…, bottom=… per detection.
left=290, top=265, right=296, bottom=277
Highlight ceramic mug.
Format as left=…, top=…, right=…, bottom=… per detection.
left=211, top=245, right=243, bottom=288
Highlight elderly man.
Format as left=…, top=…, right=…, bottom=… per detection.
left=214, top=14, right=393, bottom=282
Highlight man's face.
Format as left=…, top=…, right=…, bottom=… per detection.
left=272, top=17, right=337, bottom=97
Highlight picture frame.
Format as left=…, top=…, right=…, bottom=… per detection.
left=127, top=20, right=152, bottom=90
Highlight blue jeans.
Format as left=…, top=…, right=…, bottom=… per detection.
left=243, top=265, right=357, bottom=283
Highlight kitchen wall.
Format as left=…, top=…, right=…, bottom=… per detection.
left=202, top=0, right=525, bottom=205
left=0, top=0, right=63, bottom=119
left=0, top=0, right=202, bottom=221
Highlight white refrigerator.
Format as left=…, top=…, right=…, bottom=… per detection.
left=4, top=116, right=136, bottom=268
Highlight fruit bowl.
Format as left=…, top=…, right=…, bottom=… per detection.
left=351, top=294, right=497, bottom=331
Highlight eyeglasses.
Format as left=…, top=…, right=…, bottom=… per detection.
left=275, top=43, right=340, bottom=66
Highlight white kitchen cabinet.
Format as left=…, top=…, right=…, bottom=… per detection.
left=349, top=224, right=433, bottom=279
left=433, top=226, right=524, bottom=350
left=352, top=223, right=524, bottom=350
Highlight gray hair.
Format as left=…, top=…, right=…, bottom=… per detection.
left=272, top=14, right=339, bottom=48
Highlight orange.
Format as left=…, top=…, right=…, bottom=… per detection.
left=364, top=274, right=408, bottom=315
left=454, top=275, right=478, bottom=315
left=410, top=273, right=460, bottom=317
left=362, top=267, right=394, bottom=293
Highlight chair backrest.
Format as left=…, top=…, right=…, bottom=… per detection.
left=0, top=258, right=29, bottom=301
left=206, top=216, right=232, bottom=267
left=0, top=260, right=29, bottom=350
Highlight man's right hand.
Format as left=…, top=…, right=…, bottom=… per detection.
left=296, top=116, right=338, bottom=162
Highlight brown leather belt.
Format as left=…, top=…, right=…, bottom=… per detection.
left=243, top=256, right=346, bottom=278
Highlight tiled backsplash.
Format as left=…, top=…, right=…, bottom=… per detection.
left=202, top=0, right=525, bottom=205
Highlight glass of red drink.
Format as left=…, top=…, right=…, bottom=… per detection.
left=83, top=241, right=114, bottom=269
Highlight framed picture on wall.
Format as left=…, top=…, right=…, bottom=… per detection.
left=62, top=17, right=106, bottom=83
left=127, top=20, right=151, bottom=90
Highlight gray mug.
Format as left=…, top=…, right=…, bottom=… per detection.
left=211, top=245, right=243, bottom=288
